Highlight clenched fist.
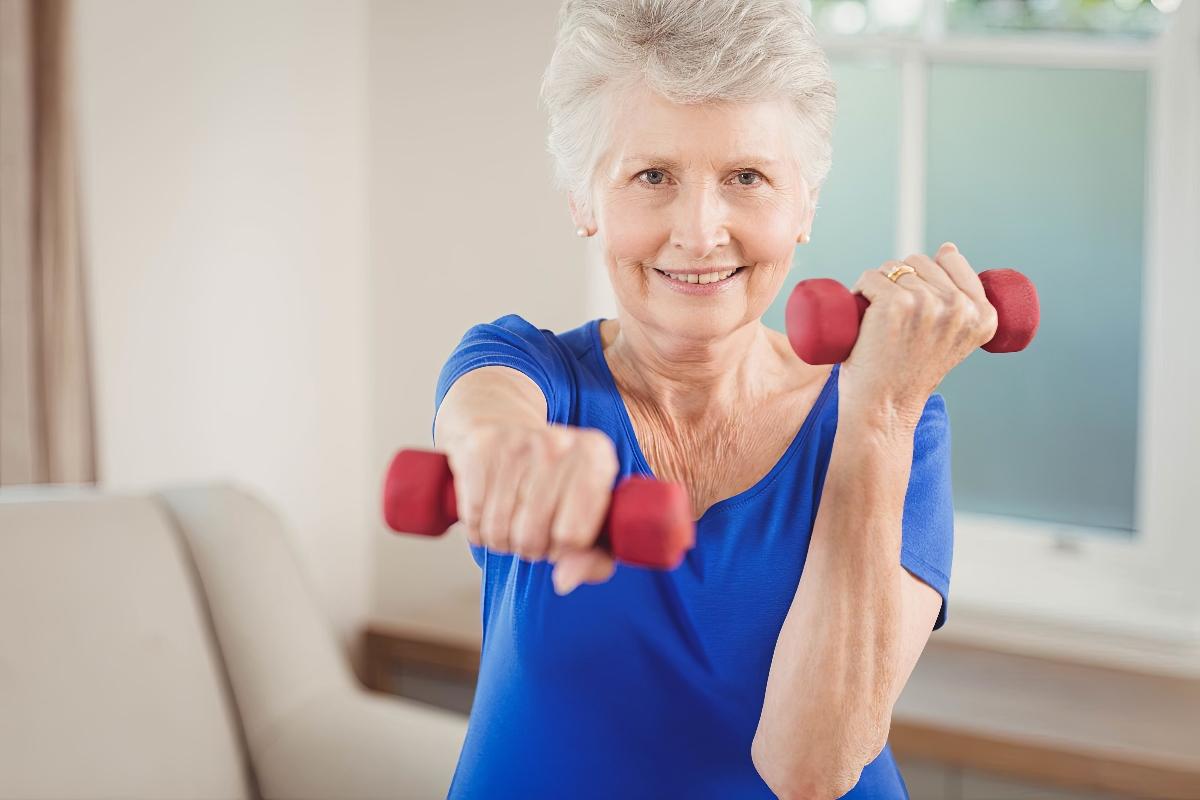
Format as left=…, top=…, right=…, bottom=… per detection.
left=443, top=422, right=622, bottom=594
left=839, top=242, right=1000, bottom=432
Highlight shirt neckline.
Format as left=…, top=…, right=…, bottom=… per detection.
left=586, top=318, right=839, bottom=523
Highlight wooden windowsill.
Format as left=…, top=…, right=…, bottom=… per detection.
left=362, top=622, right=1200, bottom=799
left=887, top=641, right=1200, bottom=798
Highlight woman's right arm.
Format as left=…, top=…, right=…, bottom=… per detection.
left=433, top=366, right=620, bottom=593
left=434, top=366, right=546, bottom=449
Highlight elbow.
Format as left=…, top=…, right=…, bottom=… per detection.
left=751, top=719, right=890, bottom=800
left=750, top=758, right=862, bottom=800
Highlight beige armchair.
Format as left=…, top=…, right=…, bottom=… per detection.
left=0, top=482, right=466, bottom=800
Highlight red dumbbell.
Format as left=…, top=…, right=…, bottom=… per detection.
left=382, top=448, right=696, bottom=570
left=785, top=268, right=1040, bottom=365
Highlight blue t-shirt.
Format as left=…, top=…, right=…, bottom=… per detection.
left=433, top=314, right=954, bottom=800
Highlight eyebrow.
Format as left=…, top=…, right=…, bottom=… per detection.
left=620, top=154, right=782, bottom=169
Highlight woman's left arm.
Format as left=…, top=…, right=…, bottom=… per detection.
left=750, top=415, right=941, bottom=800
left=751, top=244, right=998, bottom=799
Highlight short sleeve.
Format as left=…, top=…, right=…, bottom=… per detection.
left=432, top=315, right=575, bottom=570
left=899, top=392, right=955, bottom=630
left=433, top=314, right=574, bottom=437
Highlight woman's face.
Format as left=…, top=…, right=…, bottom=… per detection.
left=584, top=83, right=816, bottom=344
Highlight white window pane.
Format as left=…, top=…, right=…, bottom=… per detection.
left=925, top=64, right=1146, bottom=533
left=765, top=59, right=902, bottom=329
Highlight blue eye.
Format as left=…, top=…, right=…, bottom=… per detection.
left=635, top=168, right=763, bottom=186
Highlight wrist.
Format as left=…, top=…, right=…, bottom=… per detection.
left=837, top=400, right=923, bottom=447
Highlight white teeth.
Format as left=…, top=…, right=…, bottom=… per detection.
left=662, top=268, right=738, bottom=285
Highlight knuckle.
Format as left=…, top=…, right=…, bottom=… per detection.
left=484, top=534, right=512, bottom=555
left=510, top=498, right=549, bottom=553
left=533, top=427, right=570, bottom=467
left=507, top=529, right=531, bottom=557
left=951, top=297, right=976, bottom=324
left=510, top=430, right=535, bottom=458
left=979, top=305, right=1000, bottom=339
left=482, top=500, right=511, bottom=539
left=552, top=485, right=608, bottom=550
left=460, top=497, right=484, bottom=529
left=525, top=431, right=550, bottom=462
left=479, top=507, right=505, bottom=541
left=544, top=425, right=572, bottom=452
left=957, top=300, right=977, bottom=327
left=511, top=527, right=545, bottom=560
left=481, top=521, right=510, bottom=551
left=936, top=297, right=961, bottom=325
left=583, top=431, right=618, bottom=472
left=553, top=516, right=596, bottom=549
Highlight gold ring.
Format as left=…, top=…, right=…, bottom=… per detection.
left=885, top=263, right=917, bottom=283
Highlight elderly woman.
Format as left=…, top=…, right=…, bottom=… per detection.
left=432, top=0, right=997, bottom=797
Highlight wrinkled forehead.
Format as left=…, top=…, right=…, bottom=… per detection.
left=597, top=83, right=802, bottom=179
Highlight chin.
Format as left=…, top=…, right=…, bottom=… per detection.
left=645, top=301, right=758, bottom=343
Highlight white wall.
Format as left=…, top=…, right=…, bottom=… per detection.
left=73, top=0, right=371, bottom=660
left=367, top=0, right=589, bottom=636
left=73, top=0, right=590, bottom=657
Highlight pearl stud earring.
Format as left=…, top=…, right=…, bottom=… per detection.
left=798, top=232, right=810, bottom=244
left=576, top=227, right=589, bottom=238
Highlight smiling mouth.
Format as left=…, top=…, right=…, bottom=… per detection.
left=652, top=266, right=746, bottom=285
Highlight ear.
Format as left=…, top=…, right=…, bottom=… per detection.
left=567, top=192, right=595, bottom=230
left=800, top=186, right=821, bottom=238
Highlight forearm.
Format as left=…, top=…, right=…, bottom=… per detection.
left=752, top=416, right=916, bottom=799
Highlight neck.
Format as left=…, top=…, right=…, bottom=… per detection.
left=601, top=315, right=792, bottom=420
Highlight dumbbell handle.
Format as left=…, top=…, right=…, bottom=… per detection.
left=786, top=268, right=1040, bottom=365
left=382, top=449, right=695, bottom=570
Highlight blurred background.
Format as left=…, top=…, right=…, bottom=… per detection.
left=1, top=0, right=1197, bottom=798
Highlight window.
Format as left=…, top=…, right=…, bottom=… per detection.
left=763, top=3, right=1198, bottom=672
left=767, top=60, right=1150, bottom=535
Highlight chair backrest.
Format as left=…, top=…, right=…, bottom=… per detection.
left=0, top=485, right=254, bottom=799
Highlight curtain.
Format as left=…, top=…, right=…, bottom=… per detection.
left=0, top=0, right=96, bottom=486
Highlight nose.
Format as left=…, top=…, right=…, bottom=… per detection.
left=670, top=182, right=730, bottom=261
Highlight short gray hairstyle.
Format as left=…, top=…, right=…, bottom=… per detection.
left=539, top=0, right=837, bottom=217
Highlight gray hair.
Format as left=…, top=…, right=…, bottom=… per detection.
left=539, top=0, right=837, bottom=218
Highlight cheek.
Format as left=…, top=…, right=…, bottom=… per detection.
left=605, top=205, right=667, bottom=261
left=737, top=214, right=799, bottom=268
